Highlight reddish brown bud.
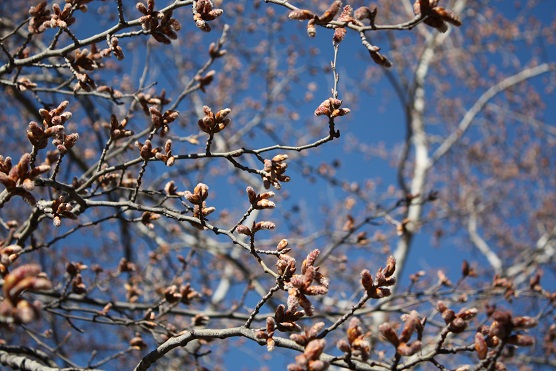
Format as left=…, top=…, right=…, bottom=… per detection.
left=379, top=323, right=399, bottom=347
left=475, top=332, right=488, bottom=359
left=288, top=9, right=316, bottom=20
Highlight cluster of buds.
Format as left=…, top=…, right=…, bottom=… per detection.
left=291, top=322, right=325, bottom=347
left=196, top=70, right=215, bottom=93
left=27, top=101, right=73, bottom=150
left=67, top=0, right=93, bottom=12
left=140, top=211, right=161, bottom=229
left=256, top=317, right=278, bottom=351
left=0, top=244, right=22, bottom=273
left=28, top=1, right=84, bottom=33
left=0, top=154, right=50, bottom=207
left=354, top=5, right=377, bottom=26
left=208, top=41, right=227, bottom=59
left=246, top=186, right=276, bottom=210
left=379, top=310, right=425, bottom=357
left=163, top=180, right=182, bottom=196
left=360, top=255, right=396, bottom=299
left=44, top=3, right=76, bottom=29
left=125, top=280, right=142, bottom=303
left=337, top=318, right=371, bottom=361
left=66, top=261, right=88, bottom=294
left=474, top=311, right=537, bottom=360
left=28, top=1, right=51, bottom=33
left=51, top=195, right=78, bottom=227
left=136, top=91, right=171, bottom=115
left=96, top=85, right=123, bottom=99
left=288, top=0, right=344, bottom=38
left=52, top=132, right=79, bottom=155
left=118, top=258, right=137, bottom=273
left=276, top=253, right=297, bottom=281
left=16, top=78, right=37, bottom=92
left=163, top=283, right=201, bottom=305
left=437, top=301, right=478, bottom=334
left=193, top=0, right=223, bottom=32
left=283, top=249, right=329, bottom=317
left=96, top=163, right=122, bottom=189
left=129, top=333, right=148, bottom=350
left=314, top=98, right=351, bottom=119
left=137, top=0, right=182, bottom=44
left=332, top=6, right=360, bottom=44
left=413, top=0, right=462, bottom=33
left=492, top=274, right=516, bottom=300
left=135, top=138, right=176, bottom=167
left=274, top=303, right=304, bottom=332
left=287, top=338, right=329, bottom=371
left=197, top=105, right=231, bottom=134
left=68, top=49, right=103, bottom=91
left=184, top=183, right=215, bottom=228
left=236, top=221, right=275, bottom=237
left=149, top=107, right=178, bottom=137
left=135, top=139, right=158, bottom=160
left=108, top=115, right=133, bottom=141
left=262, top=154, right=290, bottom=190
left=100, top=36, right=125, bottom=60
left=0, top=264, right=52, bottom=325
left=154, top=140, right=175, bottom=166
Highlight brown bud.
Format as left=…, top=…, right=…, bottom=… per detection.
left=379, top=323, right=399, bottom=347
left=433, top=7, right=462, bottom=26
left=288, top=9, right=316, bottom=20
left=397, top=340, right=422, bottom=356
left=319, top=0, right=342, bottom=23
left=304, top=339, right=326, bottom=360
left=507, top=334, right=535, bottom=347
left=307, top=18, right=316, bottom=37
left=236, top=225, right=253, bottom=236
left=475, top=332, right=488, bottom=359
left=512, top=316, right=538, bottom=330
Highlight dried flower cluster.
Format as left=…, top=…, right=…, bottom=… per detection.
left=0, top=264, right=52, bottom=325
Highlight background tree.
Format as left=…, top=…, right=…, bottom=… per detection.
left=0, top=0, right=554, bottom=370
